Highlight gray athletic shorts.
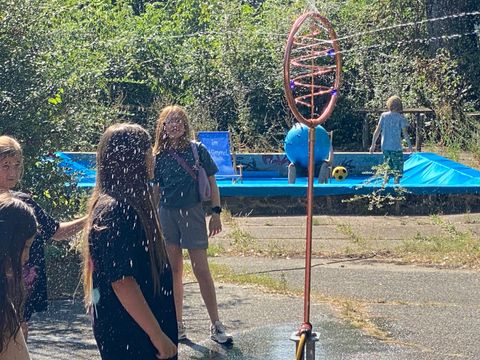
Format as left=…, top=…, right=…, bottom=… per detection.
left=159, top=203, right=208, bottom=249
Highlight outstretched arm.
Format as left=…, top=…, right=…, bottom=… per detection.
left=112, top=277, right=177, bottom=359
left=369, top=124, right=381, bottom=153
left=52, top=216, right=87, bottom=240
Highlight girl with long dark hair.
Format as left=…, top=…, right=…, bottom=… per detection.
left=82, top=123, right=177, bottom=359
left=0, top=194, right=37, bottom=360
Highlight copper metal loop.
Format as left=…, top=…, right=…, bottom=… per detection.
left=283, top=11, right=342, bottom=127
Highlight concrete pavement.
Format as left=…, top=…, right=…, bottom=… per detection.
left=28, top=213, right=480, bottom=359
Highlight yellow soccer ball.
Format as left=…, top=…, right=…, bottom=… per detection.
left=332, top=166, right=348, bottom=181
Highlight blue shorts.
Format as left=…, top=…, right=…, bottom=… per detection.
left=383, top=150, right=404, bottom=177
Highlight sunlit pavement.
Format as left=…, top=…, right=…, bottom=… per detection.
left=29, top=285, right=404, bottom=360
left=28, top=260, right=480, bottom=359
left=28, top=214, right=480, bottom=359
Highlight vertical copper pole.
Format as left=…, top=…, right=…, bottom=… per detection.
left=304, top=126, right=315, bottom=324
left=303, top=28, right=316, bottom=327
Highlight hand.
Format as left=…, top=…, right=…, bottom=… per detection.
left=150, top=332, right=177, bottom=359
left=208, top=214, right=222, bottom=237
left=407, top=146, right=413, bottom=153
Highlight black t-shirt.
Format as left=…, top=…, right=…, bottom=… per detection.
left=12, top=191, right=59, bottom=319
left=154, top=142, right=218, bottom=209
left=88, top=195, right=177, bottom=359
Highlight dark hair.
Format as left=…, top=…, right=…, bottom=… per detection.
left=83, top=123, right=168, bottom=306
left=0, top=193, right=37, bottom=352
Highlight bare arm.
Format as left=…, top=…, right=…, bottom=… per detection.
left=369, top=124, right=381, bottom=153
left=112, top=277, right=177, bottom=359
left=52, top=216, right=87, bottom=241
left=209, top=176, right=220, bottom=208
left=208, top=176, right=222, bottom=237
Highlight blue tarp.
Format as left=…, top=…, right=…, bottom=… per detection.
left=55, top=152, right=96, bottom=188
left=402, top=152, right=480, bottom=186
left=56, top=151, right=480, bottom=196
left=217, top=152, right=480, bottom=197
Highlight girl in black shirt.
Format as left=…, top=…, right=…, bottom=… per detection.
left=0, top=135, right=86, bottom=339
left=82, top=123, right=177, bottom=360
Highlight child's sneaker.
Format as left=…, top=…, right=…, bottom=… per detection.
left=210, top=321, right=233, bottom=344
left=178, top=321, right=187, bottom=341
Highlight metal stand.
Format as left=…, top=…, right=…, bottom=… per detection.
left=290, top=332, right=319, bottom=360
left=284, top=11, right=342, bottom=360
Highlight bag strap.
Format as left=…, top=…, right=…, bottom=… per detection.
left=190, top=141, right=200, bottom=166
left=168, top=150, right=197, bottom=180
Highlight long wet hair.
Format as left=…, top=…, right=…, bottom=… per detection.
left=0, top=193, right=37, bottom=352
left=152, top=105, right=192, bottom=155
left=82, top=123, right=168, bottom=306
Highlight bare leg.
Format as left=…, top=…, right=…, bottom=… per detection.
left=166, top=244, right=184, bottom=322
left=188, top=248, right=219, bottom=323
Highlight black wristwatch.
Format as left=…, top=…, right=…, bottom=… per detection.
left=211, top=206, right=222, bottom=214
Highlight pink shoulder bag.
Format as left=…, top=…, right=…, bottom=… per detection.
left=169, top=142, right=212, bottom=202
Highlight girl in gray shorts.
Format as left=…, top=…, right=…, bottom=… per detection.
left=152, top=105, right=233, bottom=344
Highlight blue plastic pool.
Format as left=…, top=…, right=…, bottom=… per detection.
left=57, top=152, right=480, bottom=197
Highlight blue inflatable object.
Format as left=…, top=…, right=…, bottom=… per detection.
left=284, top=123, right=330, bottom=168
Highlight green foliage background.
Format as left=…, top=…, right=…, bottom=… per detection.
left=1, top=0, right=479, bottom=215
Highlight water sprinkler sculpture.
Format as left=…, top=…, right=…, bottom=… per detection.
left=283, top=11, right=342, bottom=360
left=284, top=12, right=341, bottom=126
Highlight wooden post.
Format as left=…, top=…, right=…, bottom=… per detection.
left=415, top=113, right=424, bottom=151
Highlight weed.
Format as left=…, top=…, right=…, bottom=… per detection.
left=336, top=224, right=367, bottom=247
left=207, top=244, right=225, bottom=257
left=208, top=263, right=288, bottom=291
left=221, top=208, right=235, bottom=225
left=229, top=227, right=256, bottom=252
left=343, top=163, right=408, bottom=211
left=266, top=241, right=290, bottom=257
left=312, top=217, right=329, bottom=226
left=398, top=226, right=480, bottom=268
